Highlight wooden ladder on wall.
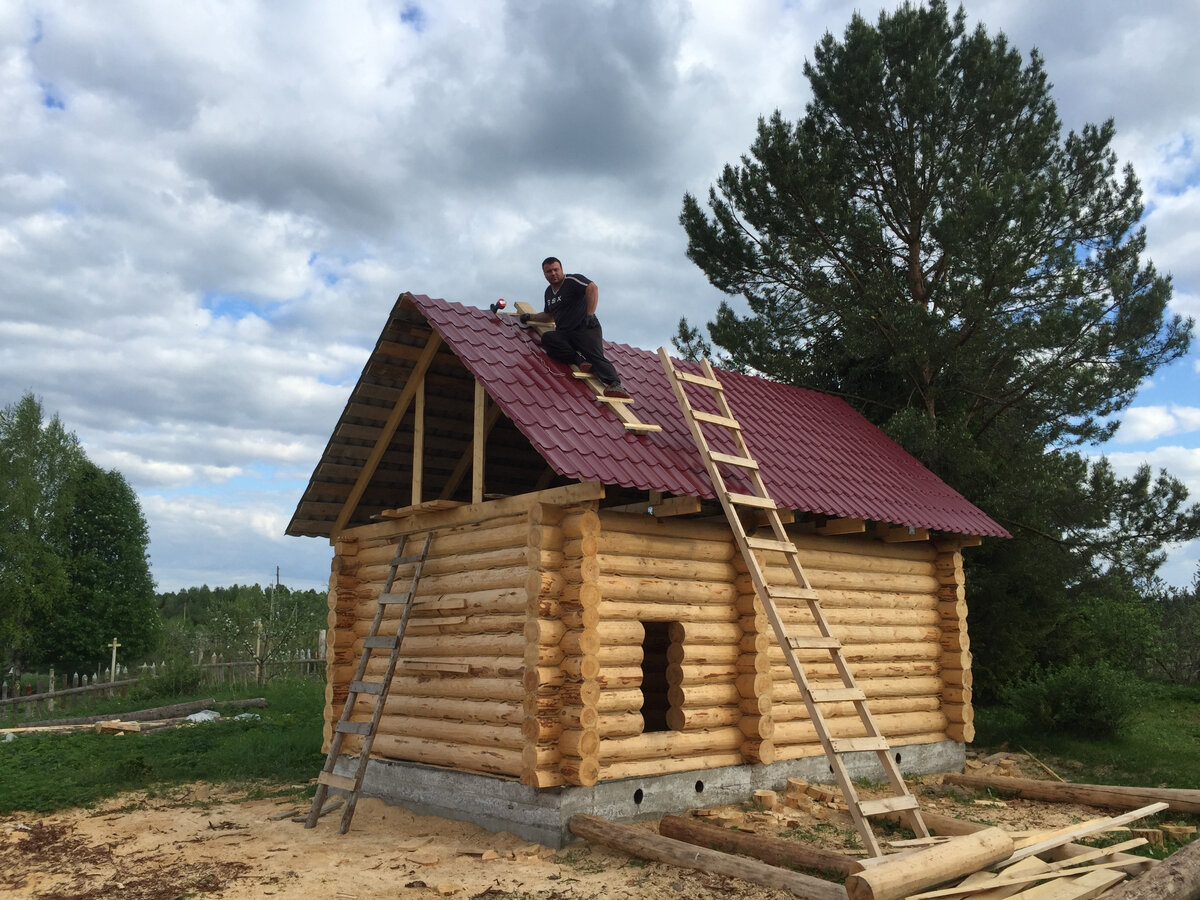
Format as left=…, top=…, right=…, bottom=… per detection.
left=305, top=531, right=434, bottom=834
left=657, top=349, right=929, bottom=857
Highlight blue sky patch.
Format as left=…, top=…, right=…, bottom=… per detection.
left=400, top=3, right=425, bottom=32
left=203, top=292, right=276, bottom=321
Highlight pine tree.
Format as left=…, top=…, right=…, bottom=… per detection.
left=679, top=1, right=1199, bottom=691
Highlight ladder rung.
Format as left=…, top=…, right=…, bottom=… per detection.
left=788, top=636, right=842, bottom=650
left=769, top=584, right=821, bottom=601
left=830, top=737, right=891, bottom=754
left=318, top=772, right=358, bottom=792
left=710, top=451, right=759, bottom=469
left=362, top=635, right=398, bottom=649
left=858, top=796, right=920, bottom=817
left=745, top=536, right=796, bottom=553
left=809, top=688, right=866, bottom=703
left=335, top=721, right=373, bottom=735
left=692, top=410, right=742, bottom=429
left=674, top=370, right=724, bottom=389
left=726, top=492, right=776, bottom=509
left=349, top=680, right=384, bottom=695
left=378, top=592, right=411, bottom=605
left=390, top=554, right=425, bottom=565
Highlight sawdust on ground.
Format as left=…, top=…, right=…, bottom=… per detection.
left=0, top=755, right=1117, bottom=900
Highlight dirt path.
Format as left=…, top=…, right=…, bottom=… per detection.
left=0, top=762, right=1115, bottom=900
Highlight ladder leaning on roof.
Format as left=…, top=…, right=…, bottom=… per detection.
left=305, top=530, right=434, bottom=834
left=656, top=347, right=929, bottom=858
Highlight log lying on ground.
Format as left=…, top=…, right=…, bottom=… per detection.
left=7, top=697, right=218, bottom=728
left=1102, top=836, right=1200, bottom=900
left=568, top=814, right=847, bottom=900
left=844, top=828, right=1013, bottom=900
left=943, top=772, right=1200, bottom=815
left=658, top=814, right=858, bottom=876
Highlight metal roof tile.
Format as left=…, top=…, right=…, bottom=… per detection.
left=334, top=293, right=1009, bottom=539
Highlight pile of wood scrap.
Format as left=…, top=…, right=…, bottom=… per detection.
left=570, top=776, right=1200, bottom=900
left=0, top=697, right=268, bottom=736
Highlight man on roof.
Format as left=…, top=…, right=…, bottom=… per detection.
left=519, top=257, right=630, bottom=399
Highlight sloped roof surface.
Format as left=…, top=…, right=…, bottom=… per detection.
left=407, top=293, right=1008, bottom=538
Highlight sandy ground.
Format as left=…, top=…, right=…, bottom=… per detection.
left=0, top=758, right=1124, bottom=900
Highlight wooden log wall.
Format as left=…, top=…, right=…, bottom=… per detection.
left=327, top=506, right=537, bottom=778
left=321, top=492, right=976, bottom=788
left=584, top=513, right=963, bottom=777
left=757, top=532, right=951, bottom=761
left=554, top=504, right=602, bottom=786
left=933, top=538, right=974, bottom=742
left=593, top=511, right=748, bottom=780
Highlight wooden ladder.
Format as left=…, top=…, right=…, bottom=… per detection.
left=510, top=301, right=661, bottom=434
left=657, top=349, right=929, bottom=857
left=305, top=530, right=434, bottom=834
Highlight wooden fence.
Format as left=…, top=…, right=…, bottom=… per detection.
left=0, top=648, right=324, bottom=726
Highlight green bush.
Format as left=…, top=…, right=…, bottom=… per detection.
left=1000, top=661, right=1143, bottom=738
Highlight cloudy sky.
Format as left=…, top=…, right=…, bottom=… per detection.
left=2, top=0, right=1197, bottom=594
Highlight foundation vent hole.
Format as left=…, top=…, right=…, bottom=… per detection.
left=694, top=781, right=705, bottom=793
left=633, top=789, right=644, bottom=805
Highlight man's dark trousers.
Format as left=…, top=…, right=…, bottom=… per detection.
left=541, top=322, right=620, bottom=386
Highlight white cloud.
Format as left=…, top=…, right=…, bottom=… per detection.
left=1117, top=406, right=1200, bottom=443
left=2, top=0, right=1199, bottom=592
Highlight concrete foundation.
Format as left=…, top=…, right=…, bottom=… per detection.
left=335, top=740, right=965, bottom=848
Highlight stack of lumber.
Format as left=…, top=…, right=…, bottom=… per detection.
left=571, top=791, right=1200, bottom=900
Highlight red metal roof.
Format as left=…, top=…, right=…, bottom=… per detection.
left=412, top=293, right=1008, bottom=539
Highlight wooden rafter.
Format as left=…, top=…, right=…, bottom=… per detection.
left=331, top=333, right=443, bottom=537
left=438, top=390, right=503, bottom=502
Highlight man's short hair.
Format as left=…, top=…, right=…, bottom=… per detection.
left=541, top=257, right=561, bottom=269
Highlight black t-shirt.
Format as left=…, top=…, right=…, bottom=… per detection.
left=543, top=273, right=591, bottom=331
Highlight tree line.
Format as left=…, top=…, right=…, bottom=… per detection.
left=677, top=1, right=1200, bottom=703
left=0, top=392, right=325, bottom=677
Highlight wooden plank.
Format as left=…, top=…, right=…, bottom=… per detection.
left=995, top=803, right=1168, bottom=869
left=672, top=370, right=724, bottom=389
left=788, top=636, right=842, bottom=650
left=810, top=688, right=867, bottom=703
left=692, top=410, right=742, bottom=429
left=857, top=796, right=920, bottom=817
left=333, top=332, right=443, bottom=536
left=652, top=496, right=702, bottom=517
left=830, top=737, right=890, bottom=753
left=318, top=772, right=358, bottom=791
left=816, top=517, right=866, bottom=535
left=726, top=492, right=776, bottom=509
left=746, top=535, right=796, bottom=553
left=472, top=379, right=485, bottom=504
left=411, top=375, right=424, bottom=505
left=906, top=862, right=1129, bottom=899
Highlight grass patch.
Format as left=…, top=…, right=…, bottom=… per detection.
left=0, top=679, right=324, bottom=814
left=976, top=681, right=1200, bottom=788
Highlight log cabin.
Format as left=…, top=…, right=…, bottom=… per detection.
left=286, top=291, right=1009, bottom=846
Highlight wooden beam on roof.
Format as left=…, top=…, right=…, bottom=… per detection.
left=331, top=332, right=443, bottom=537
left=472, top=379, right=485, bottom=504
left=438, top=399, right=503, bottom=502
left=411, top=377, right=425, bottom=506
left=876, top=522, right=930, bottom=542
left=816, top=516, right=865, bottom=535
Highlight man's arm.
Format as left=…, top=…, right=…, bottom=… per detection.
left=521, top=311, right=554, bottom=324
left=585, top=281, right=598, bottom=315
